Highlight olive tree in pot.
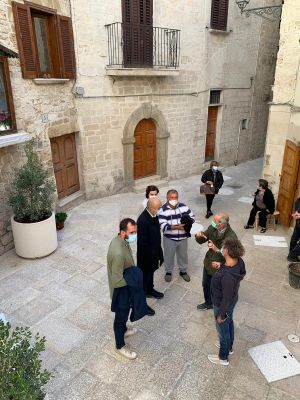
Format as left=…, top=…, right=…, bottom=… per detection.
left=9, top=138, right=58, bottom=258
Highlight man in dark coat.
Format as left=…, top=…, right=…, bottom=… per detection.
left=201, top=160, right=224, bottom=219
left=244, top=179, right=275, bottom=233
left=137, top=197, right=164, bottom=299
left=288, top=197, right=300, bottom=262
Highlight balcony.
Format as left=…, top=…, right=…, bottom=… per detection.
left=105, top=23, right=180, bottom=77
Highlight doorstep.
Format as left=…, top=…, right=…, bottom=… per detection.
left=56, top=191, right=85, bottom=211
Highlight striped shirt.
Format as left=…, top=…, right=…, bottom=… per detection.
left=159, top=202, right=195, bottom=241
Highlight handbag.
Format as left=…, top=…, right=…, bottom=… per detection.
left=200, top=184, right=215, bottom=195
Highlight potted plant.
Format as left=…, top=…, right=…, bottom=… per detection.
left=0, top=320, right=52, bottom=400
left=55, top=212, right=68, bottom=230
left=8, top=138, right=58, bottom=258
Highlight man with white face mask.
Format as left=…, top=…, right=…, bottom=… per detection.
left=159, top=189, right=195, bottom=282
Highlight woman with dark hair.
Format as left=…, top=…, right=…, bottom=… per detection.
left=244, top=179, right=275, bottom=233
left=142, top=185, right=159, bottom=209
left=208, top=238, right=246, bottom=366
left=201, top=160, right=224, bottom=219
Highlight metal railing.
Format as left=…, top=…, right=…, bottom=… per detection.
left=106, top=22, right=180, bottom=68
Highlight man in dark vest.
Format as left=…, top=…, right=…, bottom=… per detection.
left=137, top=197, right=164, bottom=299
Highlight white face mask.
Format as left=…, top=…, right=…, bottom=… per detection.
left=149, top=194, right=157, bottom=198
left=169, top=199, right=178, bottom=207
left=212, top=166, right=218, bottom=171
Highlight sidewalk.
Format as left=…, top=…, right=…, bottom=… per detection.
left=0, top=158, right=299, bottom=400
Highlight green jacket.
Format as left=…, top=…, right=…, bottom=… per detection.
left=195, top=224, right=237, bottom=276
left=107, top=235, right=135, bottom=298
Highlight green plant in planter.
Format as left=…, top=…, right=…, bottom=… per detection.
left=55, top=212, right=68, bottom=224
left=8, top=138, right=56, bottom=223
left=0, top=321, right=52, bottom=400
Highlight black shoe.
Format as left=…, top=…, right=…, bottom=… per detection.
left=244, top=225, right=254, bottom=229
left=260, top=228, right=267, bottom=233
left=146, top=305, right=155, bottom=316
left=287, top=256, right=299, bottom=263
left=179, top=272, right=191, bottom=282
left=197, top=303, right=213, bottom=310
left=205, top=210, right=213, bottom=219
left=147, top=289, right=164, bottom=299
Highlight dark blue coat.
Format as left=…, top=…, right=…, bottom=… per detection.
left=111, top=266, right=148, bottom=322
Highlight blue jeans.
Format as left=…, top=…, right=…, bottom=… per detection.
left=213, top=303, right=235, bottom=360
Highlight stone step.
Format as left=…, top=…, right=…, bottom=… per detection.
left=133, top=176, right=169, bottom=193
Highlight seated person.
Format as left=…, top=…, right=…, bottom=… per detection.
left=244, top=179, right=275, bottom=233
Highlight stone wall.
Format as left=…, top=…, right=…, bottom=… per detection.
left=263, top=0, right=300, bottom=197
left=0, top=0, right=77, bottom=255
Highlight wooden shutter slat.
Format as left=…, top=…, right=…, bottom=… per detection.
left=210, top=0, right=229, bottom=31
left=12, top=1, right=37, bottom=78
left=57, top=15, right=76, bottom=79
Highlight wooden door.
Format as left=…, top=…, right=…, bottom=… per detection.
left=122, top=0, right=153, bottom=67
left=277, top=140, right=300, bottom=226
left=134, top=119, right=156, bottom=179
left=205, top=106, right=218, bottom=161
left=50, top=133, right=80, bottom=199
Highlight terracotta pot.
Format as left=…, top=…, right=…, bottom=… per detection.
left=11, top=212, right=58, bottom=259
left=56, top=221, right=65, bottom=230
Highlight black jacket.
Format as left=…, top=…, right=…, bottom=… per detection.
left=294, top=197, right=300, bottom=213
left=252, top=187, right=275, bottom=214
left=211, top=257, right=246, bottom=316
left=137, top=209, right=163, bottom=273
left=181, top=213, right=193, bottom=237
left=201, top=169, right=224, bottom=194
left=111, top=266, right=148, bottom=322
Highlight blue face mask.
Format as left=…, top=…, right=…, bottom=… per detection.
left=125, top=233, right=137, bottom=244
left=156, top=208, right=163, bottom=216
left=211, top=220, right=217, bottom=229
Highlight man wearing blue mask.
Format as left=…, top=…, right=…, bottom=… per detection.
left=137, top=197, right=164, bottom=299
left=195, top=212, right=237, bottom=310
left=107, top=218, right=154, bottom=360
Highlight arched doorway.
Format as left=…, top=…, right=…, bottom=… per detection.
left=134, top=119, right=157, bottom=179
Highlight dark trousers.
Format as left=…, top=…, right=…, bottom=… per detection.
left=205, top=194, right=215, bottom=212
left=289, top=221, right=300, bottom=259
left=113, top=307, right=130, bottom=349
left=247, top=205, right=268, bottom=228
left=142, top=268, right=154, bottom=294
left=202, top=267, right=213, bottom=306
left=213, top=303, right=235, bottom=361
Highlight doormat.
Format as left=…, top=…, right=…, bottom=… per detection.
left=249, top=341, right=300, bottom=382
left=253, top=235, right=288, bottom=247
left=238, top=196, right=253, bottom=204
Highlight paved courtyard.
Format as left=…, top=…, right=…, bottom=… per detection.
left=1, top=158, right=300, bottom=400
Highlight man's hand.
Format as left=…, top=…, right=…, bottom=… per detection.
left=171, top=224, right=185, bottom=230
left=292, top=212, right=300, bottom=220
left=207, top=240, right=219, bottom=252
left=196, top=231, right=207, bottom=239
left=206, top=181, right=213, bottom=186
left=211, top=261, right=221, bottom=270
left=216, top=315, right=226, bottom=324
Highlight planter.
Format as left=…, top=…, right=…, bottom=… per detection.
left=288, top=263, right=300, bottom=289
left=11, top=212, right=58, bottom=259
left=56, top=221, right=65, bottom=230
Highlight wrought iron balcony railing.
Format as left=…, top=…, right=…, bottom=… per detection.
left=106, top=22, right=180, bottom=69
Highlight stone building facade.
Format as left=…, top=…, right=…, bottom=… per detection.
left=0, top=0, right=279, bottom=254
left=263, top=0, right=300, bottom=227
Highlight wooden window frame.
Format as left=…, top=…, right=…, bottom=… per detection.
left=12, top=1, right=75, bottom=79
left=0, top=56, right=17, bottom=133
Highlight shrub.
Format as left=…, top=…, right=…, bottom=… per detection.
left=8, top=139, right=56, bottom=223
left=55, top=212, right=68, bottom=224
left=0, top=321, right=52, bottom=400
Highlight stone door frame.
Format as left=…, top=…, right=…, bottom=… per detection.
left=122, top=103, right=169, bottom=189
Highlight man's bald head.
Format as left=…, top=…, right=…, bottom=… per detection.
left=213, top=212, right=229, bottom=230
left=147, top=197, right=162, bottom=216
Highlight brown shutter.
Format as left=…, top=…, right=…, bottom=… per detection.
left=210, top=0, right=229, bottom=31
left=12, top=1, right=37, bottom=79
left=57, top=15, right=76, bottom=79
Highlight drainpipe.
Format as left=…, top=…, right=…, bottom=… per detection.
left=234, top=120, right=242, bottom=166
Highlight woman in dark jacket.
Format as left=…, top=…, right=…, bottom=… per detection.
left=244, top=179, right=275, bottom=233
left=201, top=160, right=224, bottom=218
left=208, top=238, right=246, bottom=366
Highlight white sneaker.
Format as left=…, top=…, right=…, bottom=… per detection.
left=215, top=342, right=234, bottom=355
left=208, top=354, right=229, bottom=366
left=124, top=327, right=138, bottom=338
left=116, top=346, right=137, bottom=360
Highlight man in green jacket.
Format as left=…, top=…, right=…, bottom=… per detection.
left=195, top=212, right=237, bottom=310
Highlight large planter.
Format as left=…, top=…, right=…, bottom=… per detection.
left=11, top=212, right=58, bottom=259
left=288, top=263, right=300, bottom=289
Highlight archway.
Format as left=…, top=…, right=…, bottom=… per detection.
left=122, top=103, right=169, bottom=189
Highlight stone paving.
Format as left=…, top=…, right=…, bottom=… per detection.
left=1, top=158, right=300, bottom=400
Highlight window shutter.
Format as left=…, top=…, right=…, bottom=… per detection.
left=57, top=15, right=76, bottom=79
left=210, top=0, right=229, bottom=31
left=12, top=1, right=37, bottom=78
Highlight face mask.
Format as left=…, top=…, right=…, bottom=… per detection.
left=156, top=207, right=163, bottom=216
left=169, top=200, right=178, bottom=207
left=220, top=246, right=224, bottom=256
left=149, top=195, right=157, bottom=198
left=125, top=233, right=137, bottom=244
left=212, top=166, right=218, bottom=171
left=211, top=220, right=217, bottom=229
